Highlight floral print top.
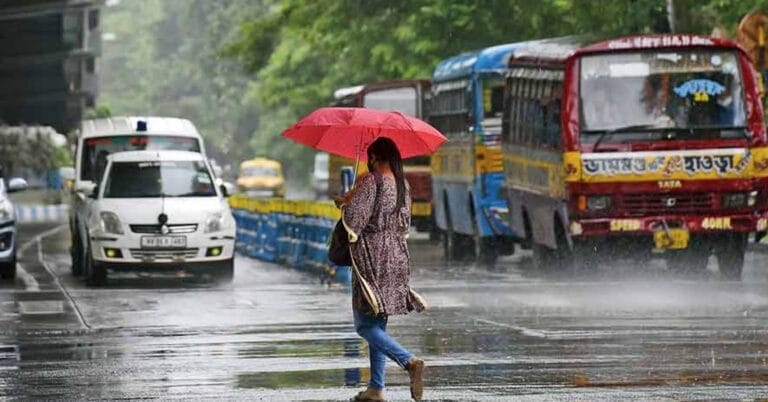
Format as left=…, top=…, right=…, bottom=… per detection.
left=342, top=172, right=421, bottom=316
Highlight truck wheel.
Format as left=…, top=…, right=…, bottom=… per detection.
left=667, top=241, right=709, bottom=274
left=716, top=234, right=746, bottom=281
left=85, top=244, right=107, bottom=286
left=0, top=254, right=16, bottom=280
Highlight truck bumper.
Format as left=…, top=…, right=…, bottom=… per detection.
left=570, top=213, right=763, bottom=238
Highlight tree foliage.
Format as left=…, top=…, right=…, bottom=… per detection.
left=0, top=127, right=65, bottom=176
left=100, top=0, right=764, bottom=182
left=100, top=0, right=270, bottom=176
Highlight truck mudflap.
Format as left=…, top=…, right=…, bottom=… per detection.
left=482, top=205, right=516, bottom=237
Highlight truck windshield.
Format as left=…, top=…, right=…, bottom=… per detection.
left=81, top=135, right=201, bottom=182
left=104, top=161, right=216, bottom=198
left=580, top=50, right=746, bottom=142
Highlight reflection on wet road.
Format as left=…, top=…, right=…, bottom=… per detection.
left=2, top=223, right=768, bottom=399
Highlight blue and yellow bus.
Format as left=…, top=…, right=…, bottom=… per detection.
left=429, top=44, right=520, bottom=263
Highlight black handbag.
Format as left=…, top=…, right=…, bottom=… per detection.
left=328, top=172, right=382, bottom=266
left=329, top=219, right=352, bottom=265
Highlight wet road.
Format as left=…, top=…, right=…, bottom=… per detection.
left=3, top=223, right=768, bottom=400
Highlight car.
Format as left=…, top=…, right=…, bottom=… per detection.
left=0, top=176, right=27, bottom=279
left=70, top=117, right=207, bottom=277
left=82, top=150, right=236, bottom=285
left=311, top=152, right=329, bottom=200
left=236, top=158, right=285, bottom=197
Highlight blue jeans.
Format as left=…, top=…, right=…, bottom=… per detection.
left=353, top=310, right=414, bottom=390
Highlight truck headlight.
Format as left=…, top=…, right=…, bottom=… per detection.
left=586, top=195, right=612, bottom=211
left=723, top=192, right=750, bottom=209
left=100, top=211, right=124, bottom=234
left=204, top=212, right=225, bottom=233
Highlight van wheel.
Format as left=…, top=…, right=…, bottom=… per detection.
left=716, top=234, right=746, bottom=281
left=71, top=234, right=83, bottom=276
left=215, top=258, right=234, bottom=283
left=85, top=244, right=107, bottom=286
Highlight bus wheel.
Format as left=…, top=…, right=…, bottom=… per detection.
left=428, top=211, right=440, bottom=242
left=442, top=204, right=460, bottom=262
left=474, top=236, right=498, bottom=267
left=532, top=243, right=550, bottom=271
left=572, top=241, right=598, bottom=272
left=716, top=234, right=746, bottom=281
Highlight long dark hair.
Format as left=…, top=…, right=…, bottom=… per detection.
left=367, top=137, right=406, bottom=212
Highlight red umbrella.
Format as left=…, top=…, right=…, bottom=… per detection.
left=282, top=107, right=447, bottom=161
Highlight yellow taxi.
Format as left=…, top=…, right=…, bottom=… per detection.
left=236, top=158, right=285, bottom=198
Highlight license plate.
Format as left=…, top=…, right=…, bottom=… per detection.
left=411, top=202, right=431, bottom=217
left=653, top=228, right=689, bottom=250
left=140, top=236, right=186, bottom=249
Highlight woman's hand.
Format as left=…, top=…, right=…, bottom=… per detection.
left=333, top=190, right=355, bottom=208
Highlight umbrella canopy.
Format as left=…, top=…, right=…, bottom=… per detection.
left=282, top=107, right=446, bottom=161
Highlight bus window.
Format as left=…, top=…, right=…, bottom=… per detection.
left=364, top=87, right=418, bottom=117
left=510, top=79, right=523, bottom=144
left=523, top=80, right=534, bottom=145
left=484, top=85, right=505, bottom=118
left=482, top=83, right=505, bottom=137
left=533, top=80, right=546, bottom=148
left=430, top=82, right=469, bottom=139
left=549, top=82, right=563, bottom=149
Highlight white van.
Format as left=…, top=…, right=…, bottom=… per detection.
left=83, top=150, right=235, bottom=285
left=70, top=117, right=208, bottom=278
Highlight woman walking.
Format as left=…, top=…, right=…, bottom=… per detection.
left=339, top=137, right=427, bottom=401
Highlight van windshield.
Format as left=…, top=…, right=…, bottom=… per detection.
left=81, top=135, right=201, bottom=182
left=104, top=161, right=216, bottom=198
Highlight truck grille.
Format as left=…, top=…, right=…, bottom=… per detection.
left=130, top=224, right=198, bottom=234
left=619, top=192, right=716, bottom=216
left=130, top=248, right=199, bottom=260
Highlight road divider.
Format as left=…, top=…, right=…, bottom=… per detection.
left=229, top=195, right=351, bottom=285
left=14, top=204, right=68, bottom=223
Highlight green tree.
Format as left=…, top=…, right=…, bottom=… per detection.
left=99, top=0, right=270, bottom=177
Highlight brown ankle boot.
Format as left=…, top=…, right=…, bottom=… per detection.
left=406, top=358, right=425, bottom=401
left=352, top=388, right=385, bottom=401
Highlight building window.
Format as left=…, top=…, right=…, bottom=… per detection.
left=88, top=9, right=100, bottom=30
